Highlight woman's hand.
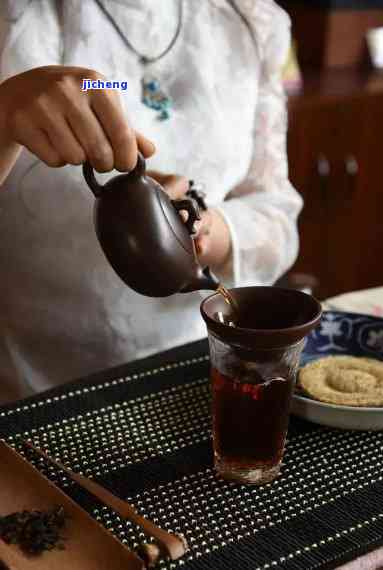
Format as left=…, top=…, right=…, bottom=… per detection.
left=147, top=170, right=232, bottom=272
left=0, top=65, right=155, bottom=181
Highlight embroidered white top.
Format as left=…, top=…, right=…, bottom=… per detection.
left=0, top=0, right=303, bottom=403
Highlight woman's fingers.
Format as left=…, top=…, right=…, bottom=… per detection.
left=90, top=90, right=137, bottom=171
left=135, top=130, right=156, bottom=158
left=36, top=104, right=86, bottom=165
left=146, top=170, right=189, bottom=198
left=198, top=209, right=213, bottom=236
left=147, top=170, right=205, bottom=228
left=91, top=91, right=155, bottom=171
left=159, top=174, right=189, bottom=200
left=195, top=210, right=213, bottom=257
left=65, top=101, right=114, bottom=172
left=13, top=116, right=65, bottom=168
left=67, top=101, right=155, bottom=172
left=195, top=233, right=211, bottom=257
left=58, top=74, right=155, bottom=171
left=3, top=66, right=156, bottom=172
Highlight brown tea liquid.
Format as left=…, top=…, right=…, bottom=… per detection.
left=212, top=368, right=293, bottom=468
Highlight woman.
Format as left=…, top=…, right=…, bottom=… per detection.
left=0, top=0, right=302, bottom=403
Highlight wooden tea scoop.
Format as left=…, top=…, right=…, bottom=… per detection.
left=24, top=442, right=187, bottom=566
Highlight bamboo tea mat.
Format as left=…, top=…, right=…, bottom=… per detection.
left=1, top=339, right=382, bottom=570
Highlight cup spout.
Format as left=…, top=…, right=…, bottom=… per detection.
left=181, top=266, right=220, bottom=293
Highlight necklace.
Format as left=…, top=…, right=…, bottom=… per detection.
left=93, top=0, right=184, bottom=120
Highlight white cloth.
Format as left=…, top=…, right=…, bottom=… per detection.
left=0, top=0, right=302, bottom=403
left=323, top=287, right=383, bottom=317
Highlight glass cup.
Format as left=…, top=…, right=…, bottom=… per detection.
left=201, top=286, right=322, bottom=485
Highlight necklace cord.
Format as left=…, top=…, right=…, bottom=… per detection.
left=93, top=0, right=184, bottom=64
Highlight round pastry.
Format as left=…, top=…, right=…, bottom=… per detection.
left=299, top=355, right=383, bottom=407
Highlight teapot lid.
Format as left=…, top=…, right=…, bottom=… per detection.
left=154, top=189, right=194, bottom=254
left=127, top=154, right=198, bottom=255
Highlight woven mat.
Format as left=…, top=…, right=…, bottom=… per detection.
left=1, top=339, right=382, bottom=570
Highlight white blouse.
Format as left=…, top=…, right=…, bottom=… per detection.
left=0, top=0, right=303, bottom=403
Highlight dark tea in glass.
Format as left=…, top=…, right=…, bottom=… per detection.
left=212, top=370, right=293, bottom=469
left=201, top=286, right=322, bottom=484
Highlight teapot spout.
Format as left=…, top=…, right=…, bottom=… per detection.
left=181, top=266, right=220, bottom=293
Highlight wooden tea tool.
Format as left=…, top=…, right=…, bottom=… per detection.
left=24, top=442, right=187, bottom=567
left=0, top=440, right=145, bottom=570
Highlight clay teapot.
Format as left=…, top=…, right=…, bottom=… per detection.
left=83, top=154, right=219, bottom=297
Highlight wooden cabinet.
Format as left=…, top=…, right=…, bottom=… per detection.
left=287, top=69, right=383, bottom=299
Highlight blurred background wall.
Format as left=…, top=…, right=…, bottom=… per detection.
left=276, top=0, right=383, bottom=300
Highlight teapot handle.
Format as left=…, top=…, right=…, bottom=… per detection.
left=83, top=161, right=103, bottom=197
left=83, top=153, right=147, bottom=197
left=172, top=198, right=201, bottom=235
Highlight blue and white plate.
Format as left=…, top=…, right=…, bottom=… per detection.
left=292, top=311, right=383, bottom=430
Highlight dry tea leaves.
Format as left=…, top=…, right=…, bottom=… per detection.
left=0, top=506, right=67, bottom=556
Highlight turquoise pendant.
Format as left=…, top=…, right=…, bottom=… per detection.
left=141, top=76, right=172, bottom=121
